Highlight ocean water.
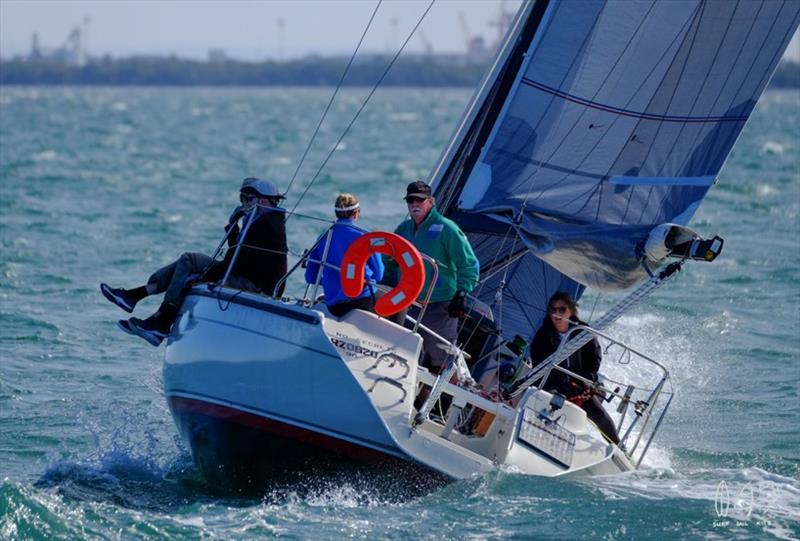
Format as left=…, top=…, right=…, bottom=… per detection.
left=0, top=86, right=798, bottom=540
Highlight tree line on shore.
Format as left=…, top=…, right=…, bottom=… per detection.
left=1, top=55, right=797, bottom=88
left=0, top=55, right=487, bottom=86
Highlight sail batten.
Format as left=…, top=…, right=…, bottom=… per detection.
left=432, top=0, right=800, bottom=339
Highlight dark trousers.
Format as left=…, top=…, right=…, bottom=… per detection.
left=328, top=296, right=375, bottom=318
left=409, top=301, right=458, bottom=370
left=582, top=396, right=620, bottom=444
left=147, top=252, right=213, bottom=306
left=148, top=251, right=257, bottom=306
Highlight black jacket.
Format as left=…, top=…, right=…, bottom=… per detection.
left=205, top=207, right=288, bottom=296
left=530, top=317, right=601, bottom=397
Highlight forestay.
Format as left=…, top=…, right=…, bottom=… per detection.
left=432, top=0, right=800, bottom=339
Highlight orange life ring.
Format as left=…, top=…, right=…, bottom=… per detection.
left=340, top=231, right=425, bottom=317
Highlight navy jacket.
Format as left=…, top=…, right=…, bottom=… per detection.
left=205, top=206, right=288, bottom=295
left=530, top=317, right=602, bottom=397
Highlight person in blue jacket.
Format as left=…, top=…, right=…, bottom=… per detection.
left=305, top=193, right=384, bottom=318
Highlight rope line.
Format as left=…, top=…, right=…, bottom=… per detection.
left=510, top=262, right=682, bottom=397
left=283, top=0, right=383, bottom=196
left=288, top=0, right=437, bottom=219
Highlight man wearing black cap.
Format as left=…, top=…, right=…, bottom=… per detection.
left=384, top=180, right=479, bottom=370
left=100, top=177, right=288, bottom=346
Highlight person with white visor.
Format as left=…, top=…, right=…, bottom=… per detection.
left=304, top=193, right=384, bottom=318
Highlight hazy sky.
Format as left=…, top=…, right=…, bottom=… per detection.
left=0, top=0, right=525, bottom=60
left=1, top=0, right=797, bottom=62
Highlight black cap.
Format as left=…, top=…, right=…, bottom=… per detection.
left=404, top=180, right=432, bottom=201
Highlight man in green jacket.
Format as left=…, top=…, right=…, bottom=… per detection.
left=384, top=181, right=479, bottom=371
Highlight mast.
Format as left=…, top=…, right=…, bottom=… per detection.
left=426, top=0, right=800, bottom=340
left=431, top=0, right=546, bottom=213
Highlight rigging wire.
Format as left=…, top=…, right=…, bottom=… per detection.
left=441, top=3, right=704, bottom=338
left=510, top=262, right=683, bottom=397
left=458, top=218, right=523, bottom=409
left=288, top=0, right=437, bottom=220
left=283, top=0, right=383, bottom=197
left=443, top=0, right=601, bottom=340
left=429, top=3, right=567, bottom=345
left=588, top=291, right=601, bottom=324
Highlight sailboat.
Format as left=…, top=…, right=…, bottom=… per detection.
left=162, top=0, right=800, bottom=490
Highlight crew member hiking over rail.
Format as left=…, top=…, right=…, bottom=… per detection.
left=100, top=177, right=288, bottom=346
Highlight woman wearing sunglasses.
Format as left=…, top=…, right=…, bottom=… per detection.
left=530, top=291, right=620, bottom=444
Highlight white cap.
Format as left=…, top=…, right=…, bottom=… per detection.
left=240, top=177, right=285, bottom=199
left=335, top=202, right=360, bottom=212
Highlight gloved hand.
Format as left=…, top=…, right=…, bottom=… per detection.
left=225, top=206, right=245, bottom=231
left=447, top=289, right=467, bottom=318
left=224, top=206, right=245, bottom=247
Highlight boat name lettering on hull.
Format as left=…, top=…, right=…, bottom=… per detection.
left=329, top=337, right=381, bottom=359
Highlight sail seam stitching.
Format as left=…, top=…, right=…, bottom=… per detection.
left=519, top=78, right=749, bottom=123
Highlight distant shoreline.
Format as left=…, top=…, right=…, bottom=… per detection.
left=1, top=56, right=797, bottom=88
left=0, top=55, right=487, bottom=87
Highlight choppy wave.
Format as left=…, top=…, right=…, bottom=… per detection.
left=1, top=86, right=798, bottom=539
left=5, top=445, right=800, bottom=540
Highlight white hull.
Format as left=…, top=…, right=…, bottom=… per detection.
left=164, top=286, right=637, bottom=488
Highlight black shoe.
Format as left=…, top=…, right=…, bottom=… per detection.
left=116, top=319, right=136, bottom=336
left=125, top=317, right=167, bottom=347
left=117, top=318, right=162, bottom=346
left=101, top=283, right=137, bottom=313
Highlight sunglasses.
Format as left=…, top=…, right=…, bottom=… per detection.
left=240, top=193, right=258, bottom=204
left=405, top=197, right=428, bottom=204
left=549, top=306, right=568, bottom=314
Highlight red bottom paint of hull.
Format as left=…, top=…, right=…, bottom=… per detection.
left=167, top=395, right=446, bottom=494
